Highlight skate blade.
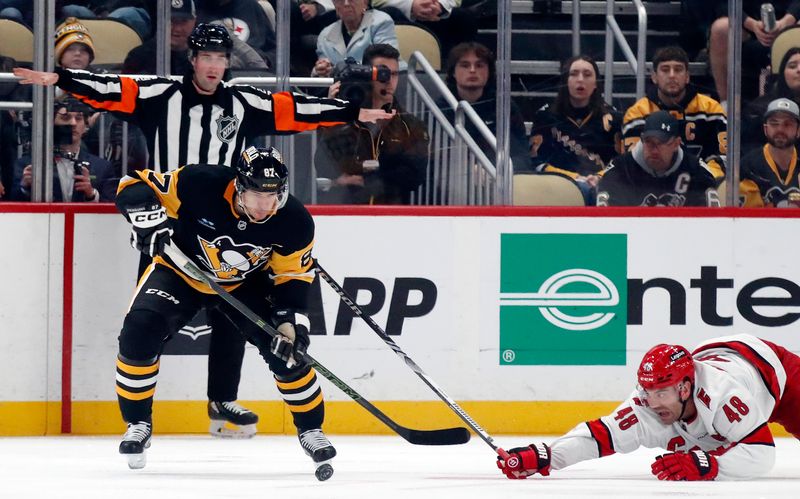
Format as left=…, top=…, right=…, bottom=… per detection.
left=125, top=452, right=147, bottom=470
left=209, top=420, right=256, bottom=439
left=314, top=461, right=334, bottom=481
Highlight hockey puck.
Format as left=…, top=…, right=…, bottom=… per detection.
left=315, top=463, right=334, bottom=481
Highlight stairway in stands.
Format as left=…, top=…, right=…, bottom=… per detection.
left=476, top=0, right=712, bottom=119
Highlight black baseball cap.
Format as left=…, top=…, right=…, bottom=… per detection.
left=640, top=111, right=681, bottom=141
left=172, top=0, right=196, bottom=19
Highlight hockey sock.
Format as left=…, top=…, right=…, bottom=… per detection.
left=275, top=366, right=325, bottom=430
left=116, top=355, right=159, bottom=423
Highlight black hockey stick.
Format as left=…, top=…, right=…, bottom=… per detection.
left=162, top=244, right=469, bottom=446
left=316, top=261, right=513, bottom=458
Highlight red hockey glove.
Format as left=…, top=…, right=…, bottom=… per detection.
left=651, top=450, right=718, bottom=481
left=496, top=443, right=551, bottom=479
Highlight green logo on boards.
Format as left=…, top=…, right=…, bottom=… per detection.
left=499, top=234, right=627, bottom=365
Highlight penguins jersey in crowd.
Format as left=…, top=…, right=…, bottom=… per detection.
left=115, top=165, right=315, bottom=303
left=622, top=86, right=727, bottom=178
left=530, top=103, right=622, bottom=178
left=53, top=67, right=358, bottom=171
left=547, top=335, right=787, bottom=480
left=739, top=145, right=800, bottom=207
left=596, top=142, right=720, bottom=207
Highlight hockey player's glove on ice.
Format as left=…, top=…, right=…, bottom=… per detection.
left=270, top=308, right=311, bottom=368
left=651, top=450, right=718, bottom=481
left=126, top=202, right=172, bottom=257
left=497, top=443, right=551, bottom=479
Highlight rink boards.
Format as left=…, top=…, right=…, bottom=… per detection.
left=1, top=205, right=799, bottom=436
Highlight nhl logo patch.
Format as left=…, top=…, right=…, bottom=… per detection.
left=215, top=114, right=239, bottom=143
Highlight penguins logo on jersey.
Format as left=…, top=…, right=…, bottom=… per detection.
left=641, top=192, right=687, bottom=207
left=195, top=235, right=271, bottom=280
left=215, top=114, right=239, bottom=143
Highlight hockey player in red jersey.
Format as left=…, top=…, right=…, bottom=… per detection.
left=114, top=146, right=335, bottom=480
left=497, top=334, right=800, bottom=481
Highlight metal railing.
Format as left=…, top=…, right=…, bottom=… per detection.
left=605, top=0, right=648, bottom=100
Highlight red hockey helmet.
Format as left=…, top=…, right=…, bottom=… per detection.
left=637, top=344, right=694, bottom=390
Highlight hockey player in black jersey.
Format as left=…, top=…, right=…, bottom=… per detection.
left=14, top=23, right=393, bottom=439
left=597, top=111, right=720, bottom=207
left=114, top=146, right=336, bottom=479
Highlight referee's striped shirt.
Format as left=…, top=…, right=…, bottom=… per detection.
left=54, top=68, right=359, bottom=172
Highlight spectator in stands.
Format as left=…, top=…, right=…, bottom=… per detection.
left=312, top=0, right=400, bottom=77
left=597, top=111, right=720, bottom=207
left=54, top=17, right=96, bottom=75
left=742, top=47, right=800, bottom=155
left=437, top=42, right=530, bottom=172
left=197, top=0, right=276, bottom=67
left=59, top=1, right=152, bottom=41
left=530, top=54, right=622, bottom=204
left=709, top=0, right=800, bottom=105
left=124, top=1, right=269, bottom=75
left=315, top=43, right=428, bottom=203
left=123, top=0, right=197, bottom=76
left=270, top=0, right=339, bottom=75
left=622, top=46, right=727, bottom=180
left=740, top=98, right=800, bottom=207
left=11, top=97, right=114, bottom=202
left=372, top=0, right=477, bottom=60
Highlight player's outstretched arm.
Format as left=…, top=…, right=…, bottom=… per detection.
left=13, top=67, right=59, bottom=86
left=496, top=443, right=551, bottom=479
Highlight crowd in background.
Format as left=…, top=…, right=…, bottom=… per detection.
left=1, top=1, right=799, bottom=207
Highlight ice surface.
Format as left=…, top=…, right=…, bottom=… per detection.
left=1, top=435, right=797, bottom=498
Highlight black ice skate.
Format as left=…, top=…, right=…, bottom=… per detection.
left=298, top=428, right=337, bottom=481
left=119, top=421, right=152, bottom=470
left=208, top=400, right=258, bottom=438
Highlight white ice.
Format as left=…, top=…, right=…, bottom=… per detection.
left=1, top=435, right=797, bottom=498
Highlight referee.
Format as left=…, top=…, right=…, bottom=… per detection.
left=15, top=23, right=393, bottom=438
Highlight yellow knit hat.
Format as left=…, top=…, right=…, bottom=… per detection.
left=54, top=17, right=95, bottom=64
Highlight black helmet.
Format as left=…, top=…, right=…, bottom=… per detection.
left=235, top=146, right=289, bottom=208
left=188, top=23, right=233, bottom=55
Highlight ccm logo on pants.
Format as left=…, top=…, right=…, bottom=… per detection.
left=146, top=288, right=180, bottom=305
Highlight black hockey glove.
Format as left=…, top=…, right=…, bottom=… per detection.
left=270, top=308, right=311, bottom=368
left=125, top=202, right=172, bottom=257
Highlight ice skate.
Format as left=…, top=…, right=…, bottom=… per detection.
left=298, top=428, right=336, bottom=481
left=119, top=421, right=152, bottom=470
left=208, top=401, right=258, bottom=438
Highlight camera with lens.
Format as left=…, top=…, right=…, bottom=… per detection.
left=332, top=57, right=392, bottom=108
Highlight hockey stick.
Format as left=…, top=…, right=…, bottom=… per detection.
left=316, top=261, right=510, bottom=458
left=162, top=244, right=469, bottom=446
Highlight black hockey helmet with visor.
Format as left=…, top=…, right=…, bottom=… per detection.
left=188, top=23, right=233, bottom=56
left=235, top=145, right=289, bottom=210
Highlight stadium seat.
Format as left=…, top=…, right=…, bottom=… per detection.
left=257, top=0, right=276, bottom=31
left=771, top=25, right=800, bottom=74
left=512, top=173, right=586, bottom=206
left=77, top=19, right=142, bottom=67
left=395, top=24, right=441, bottom=70
left=0, top=19, right=34, bottom=63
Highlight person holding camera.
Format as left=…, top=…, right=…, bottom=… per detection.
left=315, top=43, right=428, bottom=204
left=312, top=0, right=400, bottom=77
left=11, top=97, right=113, bottom=202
